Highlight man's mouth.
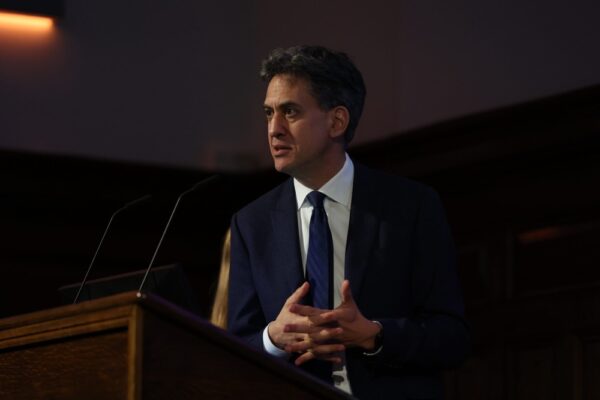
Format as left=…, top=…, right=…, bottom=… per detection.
left=272, top=145, right=292, bottom=156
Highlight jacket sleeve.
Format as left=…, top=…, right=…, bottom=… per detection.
left=226, top=213, right=266, bottom=351
left=366, top=187, right=471, bottom=370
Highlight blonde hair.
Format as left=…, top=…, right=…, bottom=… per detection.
left=210, top=229, right=230, bottom=329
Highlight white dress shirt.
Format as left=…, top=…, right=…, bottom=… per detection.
left=262, top=154, right=354, bottom=394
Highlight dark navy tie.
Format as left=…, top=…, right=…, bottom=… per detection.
left=306, top=191, right=333, bottom=310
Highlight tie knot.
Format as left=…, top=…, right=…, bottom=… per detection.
left=307, top=191, right=326, bottom=209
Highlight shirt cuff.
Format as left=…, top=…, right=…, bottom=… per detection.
left=262, top=323, right=288, bottom=358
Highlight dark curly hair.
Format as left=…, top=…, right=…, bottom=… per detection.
left=260, top=45, right=366, bottom=144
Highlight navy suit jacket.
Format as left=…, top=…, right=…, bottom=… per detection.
left=228, top=164, right=470, bottom=400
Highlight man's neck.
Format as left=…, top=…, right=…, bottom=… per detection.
left=293, top=152, right=346, bottom=190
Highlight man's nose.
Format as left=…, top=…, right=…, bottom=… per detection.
left=268, top=112, right=286, bottom=138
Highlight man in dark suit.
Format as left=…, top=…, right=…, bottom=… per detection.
left=228, top=45, right=470, bottom=399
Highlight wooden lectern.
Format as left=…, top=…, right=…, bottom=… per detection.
left=0, top=292, right=354, bottom=399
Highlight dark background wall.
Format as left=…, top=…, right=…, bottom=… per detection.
left=2, top=2, right=600, bottom=398
left=1, top=0, right=600, bottom=170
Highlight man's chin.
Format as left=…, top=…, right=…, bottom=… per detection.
left=273, top=159, right=294, bottom=176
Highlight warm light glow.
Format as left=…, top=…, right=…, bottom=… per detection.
left=0, top=11, right=54, bottom=32
left=517, top=227, right=562, bottom=245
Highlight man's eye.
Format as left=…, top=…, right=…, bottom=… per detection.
left=264, top=109, right=273, bottom=119
left=284, top=107, right=297, bottom=117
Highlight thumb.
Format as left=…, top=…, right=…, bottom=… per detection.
left=340, top=280, right=354, bottom=304
left=286, top=281, right=310, bottom=305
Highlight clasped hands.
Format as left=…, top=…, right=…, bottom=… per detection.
left=267, top=279, right=381, bottom=366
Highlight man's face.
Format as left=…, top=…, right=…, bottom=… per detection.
left=263, top=74, right=337, bottom=180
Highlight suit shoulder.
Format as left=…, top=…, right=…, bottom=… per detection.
left=355, top=163, right=437, bottom=198
left=234, top=178, right=293, bottom=220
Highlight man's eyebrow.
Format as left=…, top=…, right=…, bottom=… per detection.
left=263, top=101, right=301, bottom=110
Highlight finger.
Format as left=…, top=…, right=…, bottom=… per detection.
left=311, top=326, right=344, bottom=342
left=283, top=322, right=317, bottom=334
left=340, top=279, right=353, bottom=304
left=272, top=331, right=307, bottom=350
left=285, top=324, right=343, bottom=339
left=294, top=350, right=315, bottom=365
left=310, top=342, right=346, bottom=355
left=286, top=341, right=310, bottom=353
left=294, top=345, right=345, bottom=366
left=288, top=340, right=345, bottom=354
left=319, top=308, right=351, bottom=323
left=289, top=304, right=336, bottom=327
left=285, top=332, right=309, bottom=343
left=285, top=282, right=310, bottom=305
left=289, top=303, right=322, bottom=316
left=309, top=313, right=339, bottom=327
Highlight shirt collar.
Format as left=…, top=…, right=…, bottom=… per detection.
left=293, top=154, right=354, bottom=210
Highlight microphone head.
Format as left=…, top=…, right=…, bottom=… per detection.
left=122, top=194, right=152, bottom=210
left=181, top=175, right=221, bottom=198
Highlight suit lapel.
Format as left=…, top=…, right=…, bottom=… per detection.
left=270, top=180, right=304, bottom=299
left=345, top=165, right=380, bottom=299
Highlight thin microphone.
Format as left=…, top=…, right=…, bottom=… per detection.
left=73, top=194, right=152, bottom=304
left=137, top=175, right=219, bottom=295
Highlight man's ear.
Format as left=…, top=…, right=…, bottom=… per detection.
left=329, top=106, right=350, bottom=139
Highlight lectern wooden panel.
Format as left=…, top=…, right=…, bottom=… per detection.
left=0, top=292, right=353, bottom=400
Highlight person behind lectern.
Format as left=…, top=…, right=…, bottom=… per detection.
left=227, top=45, right=470, bottom=400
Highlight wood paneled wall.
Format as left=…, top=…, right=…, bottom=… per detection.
left=352, top=84, right=600, bottom=399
